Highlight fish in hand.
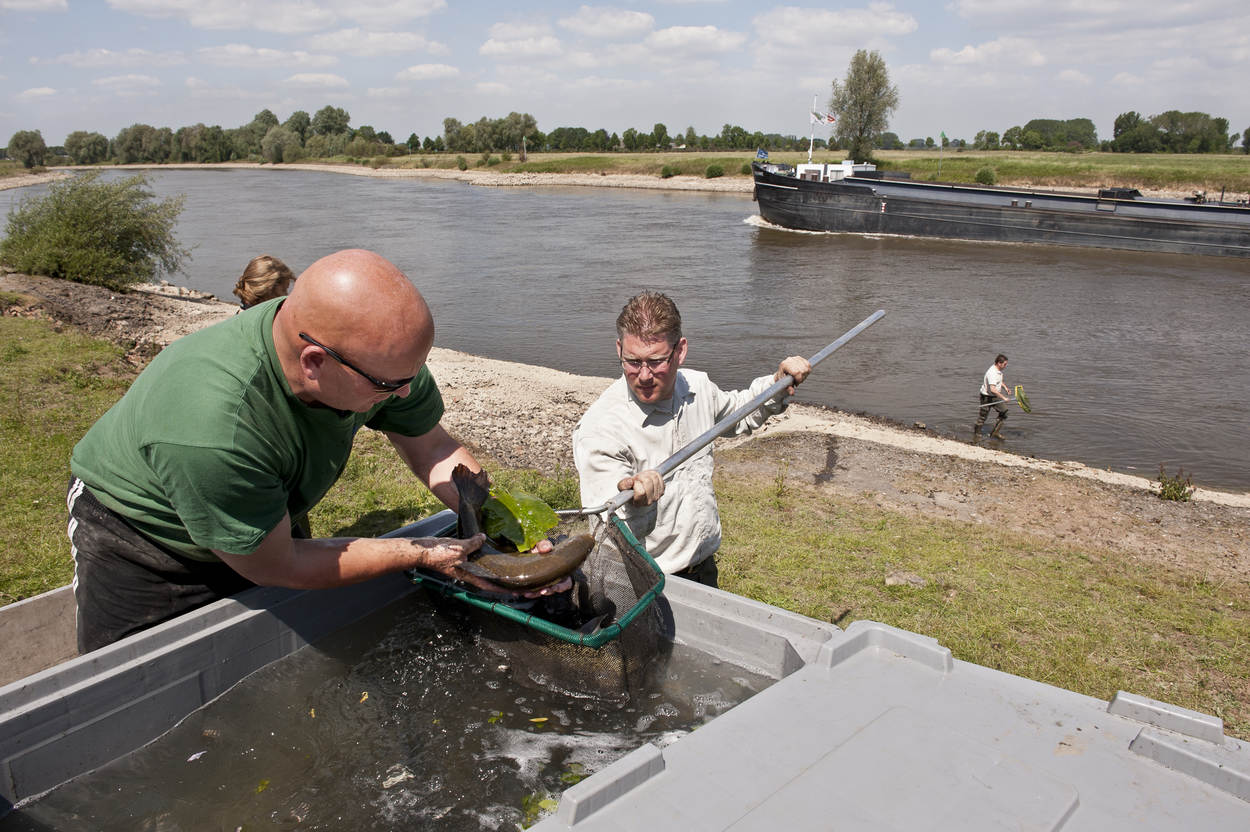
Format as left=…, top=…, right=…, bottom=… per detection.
left=452, top=464, right=593, bottom=590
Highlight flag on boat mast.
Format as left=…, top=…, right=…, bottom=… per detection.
left=810, top=110, right=836, bottom=124
left=756, top=148, right=769, bottom=159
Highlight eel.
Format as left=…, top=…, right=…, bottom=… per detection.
left=452, top=464, right=593, bottom=590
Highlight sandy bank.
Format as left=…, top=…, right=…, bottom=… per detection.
left=0, top=171, right=72, bottom=192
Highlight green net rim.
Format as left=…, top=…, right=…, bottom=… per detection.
left=407, top=515, right=665, bottom=648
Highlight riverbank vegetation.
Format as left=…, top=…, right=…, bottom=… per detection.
left=2, top=304, right=1247, bottom=739
left=1, top=171, right=187, bottom=290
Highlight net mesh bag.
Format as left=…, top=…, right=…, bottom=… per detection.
left=1014, top=384, right=1032, bottom=413
left=408, top=515, right=668, bottom=700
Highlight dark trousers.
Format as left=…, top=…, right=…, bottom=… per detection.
left=66, top=478, right=256, bottom=653
left=975, top=394, right=1008, bottom=428
left=672, top=555, right=719, bottom=588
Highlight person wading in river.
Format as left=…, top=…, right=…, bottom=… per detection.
left=974, top=353, right=1011, bottom=441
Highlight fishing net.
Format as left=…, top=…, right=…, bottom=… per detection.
left=1014, top=384, right=1032, bottom=413
left=404, top=514, right=669, bottom=699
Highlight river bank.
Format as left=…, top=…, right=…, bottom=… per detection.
left=0, top=161, right=1211, bottom=201
left=2, top=270, right=1247, bottom=589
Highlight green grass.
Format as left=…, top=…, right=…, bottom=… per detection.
left=0, top=310, right=135, bottom=604
left=4, top=298, right=1248, bottom=741
left=715, top=475, right=1250, bottom=739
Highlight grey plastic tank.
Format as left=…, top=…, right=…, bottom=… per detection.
left=2, top=510, right=1247, bottom=828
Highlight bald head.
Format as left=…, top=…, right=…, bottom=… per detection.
left=285, top=249, right=432, bottom=351
left=275, top=250, right=434, bottom=403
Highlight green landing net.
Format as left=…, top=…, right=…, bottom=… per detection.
left=1014, top=384, right=1032, bottom=413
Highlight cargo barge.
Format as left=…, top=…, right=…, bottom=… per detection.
left=752, top=160, right=1250, bottom=258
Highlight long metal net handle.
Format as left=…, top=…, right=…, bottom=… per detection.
left=564, top=308, right=886, bottom=518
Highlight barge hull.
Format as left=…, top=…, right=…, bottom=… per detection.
left=753, top=166, right=1250, bottom=258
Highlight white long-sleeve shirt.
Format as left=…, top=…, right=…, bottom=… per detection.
left=572, top=368, right=790, bottom=574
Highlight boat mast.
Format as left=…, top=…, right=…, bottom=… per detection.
left=808, top=93, right=816, bottom=164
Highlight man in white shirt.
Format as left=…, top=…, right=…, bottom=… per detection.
left=974, top=353, right=1010, bottom=441
left=572, top=291, right=810, bottom=587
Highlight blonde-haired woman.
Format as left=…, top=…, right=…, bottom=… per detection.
left=232, top=255, right=295, bottom=309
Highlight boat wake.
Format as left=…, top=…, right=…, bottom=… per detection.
left=742, top=214, right=911, bottom=240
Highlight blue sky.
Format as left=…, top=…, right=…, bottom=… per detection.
left=2, top=1, right=1248, bottom=148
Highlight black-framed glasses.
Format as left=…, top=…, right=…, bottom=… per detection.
left=620, top=343, right=677, bottom=373
left=299, top=332, right=415, bottom=393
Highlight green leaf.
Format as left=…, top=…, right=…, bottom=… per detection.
left=482, top=487, right=558, bottom=551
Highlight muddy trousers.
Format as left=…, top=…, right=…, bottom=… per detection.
left=66, top=477, right=256, bottom=653
left=975, top=395, right=1008, bottom=430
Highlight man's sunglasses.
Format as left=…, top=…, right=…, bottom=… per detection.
left=298, top=332, right=415, bottom=393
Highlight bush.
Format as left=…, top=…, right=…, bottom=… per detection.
left=501, top=152, right=512, bottom=162
left=487, top=155, right=501, bottom=166
left=0, top=171, right=187, bottom=291
left=456, top=155, right=468, bottom=171
left=974, top=166, right=997, bottom=186
left=740, top=163, right=752, bottom=175
left=660, top=165, right=675, bottom=178
left=705, top=164, right=724, bottom=179
left=1157, top=465, right=1195, bottom=502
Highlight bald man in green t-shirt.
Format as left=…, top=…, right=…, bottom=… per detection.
left=68, top=248, right=551, bottom=652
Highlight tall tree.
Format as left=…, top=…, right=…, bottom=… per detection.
left=652, top=123, right=669, bottom=149
left=261, top=126, right=303, bottom=163
left=311, top=105, right=351, bottom=136
left=7, top=130, right=48, bottom=168
left=829, top=49, right=899, bottom=163
left=283, top=110, right=311, bottom=144
left=1243, top=126, right=1250, bottom=154
left=64, top=130, right=109, bottom=165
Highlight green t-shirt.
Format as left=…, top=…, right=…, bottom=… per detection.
left=70, top=298, right=444, bottom=561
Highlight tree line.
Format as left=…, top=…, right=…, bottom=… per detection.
left=4, top=105, right=830, bottom=170
left=7, top=97, right=1249, bottom=170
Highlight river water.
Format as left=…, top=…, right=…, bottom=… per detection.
left=4, top=169, right=1248, bottom=490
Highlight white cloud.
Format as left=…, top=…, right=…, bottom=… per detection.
left=366, top=86, right=409, bottom=98
left=91, top=74, right=162, bottom=94
left=558, top=5, right=655, bottom=39
left=476, top=81, right=508, bottom=94
left=281, top=72, right=349, bottom=88
left=395, top=63, right=459, bottom=81
left=306, top=28, right=447, bottom=56
left=1109, top=72, right=1144, bottom=86
left=327, top=0, right=446, bottom=27
left=184, top=76, right=273, bottom=100
left=1056, top=69, right=1091, bottom=84
left=33, top=47, right=186, bottom=67
left=561, top=42, right=650, bottom=69
left=198, top=44, right=336, bottom=67
left=1, top=0, right=66, bottom=10
left=487, top=21, right=552, bottom=40
left=107, top=0, right=337, bottom=34
left=930, top=37, right=1046, bottom=67
left=645, top=25, right=745, bottom=53
left=17, top=86, right=57, bottom=100
left=480, top=34, right=563, bottom=58
left=947, top=0, right=1234, bottom=28
left=753, top=4, right=917, bottom=50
